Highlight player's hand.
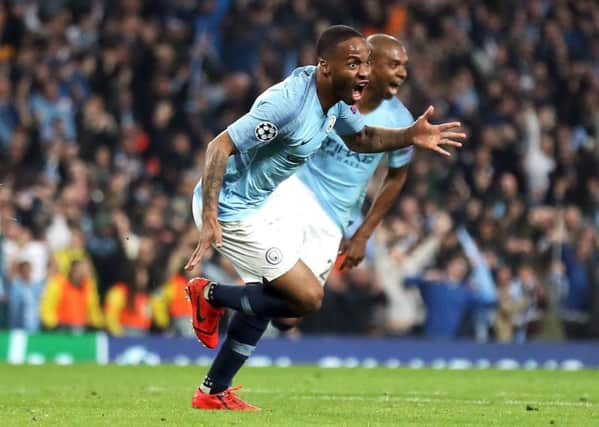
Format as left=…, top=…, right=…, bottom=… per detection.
left=409, top=106, right=466, bottom=157
left=184, top=215, right=223, bottom=272
left=339, top=235, right=368, bottom=270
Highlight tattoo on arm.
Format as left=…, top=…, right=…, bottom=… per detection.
left=344, top=126, right=411, bottom=153
left=202, top=146, right=229, bottom=216
left=363, top=126, right=411, bottom=152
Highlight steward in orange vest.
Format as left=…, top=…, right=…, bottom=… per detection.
left=40, top=259, right=103, bottom=331
left=152, top=273, right=193, bottom=336
left=104, top=267, right=153, bottom=336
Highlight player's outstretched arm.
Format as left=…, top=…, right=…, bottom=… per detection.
left=340, top=165, right=409, bottom=270
left=184, top=131, right=236, bottom=272
left=341, top=106, right=465, bottom=156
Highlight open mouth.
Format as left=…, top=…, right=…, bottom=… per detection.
left=388, top=81, right=401, bottom=95
left=352, top=81, right=368, bottom=102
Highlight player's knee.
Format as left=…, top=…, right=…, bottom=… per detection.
left=297, top=286, right=323, bottom=314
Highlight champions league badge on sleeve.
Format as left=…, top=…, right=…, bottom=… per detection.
left=255, top=121, right=278, bottom=142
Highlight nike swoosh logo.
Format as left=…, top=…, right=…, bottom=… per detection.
left=300, top=140, right=309, bottom=145
left=195, top=294, right=218, bottom=335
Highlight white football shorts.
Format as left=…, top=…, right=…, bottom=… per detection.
left=192, top=175, right=342, bottom=285
left=274, top=175, right=342, bottom=285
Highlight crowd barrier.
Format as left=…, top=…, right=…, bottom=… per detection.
left=2, top=331, right=598, bottom=370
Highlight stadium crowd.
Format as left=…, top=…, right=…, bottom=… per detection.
left=0, top=0, right=598, bottom=341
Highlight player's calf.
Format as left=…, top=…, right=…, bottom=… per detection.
left=272, top=317, right=303, bottom=331
left=197, top=281, right=299, bottom=318
left=199, top=312, right=269, bottom=395
left=267, top=260, right=325, bottom=315
left=289, top=285, right=324, bottom=315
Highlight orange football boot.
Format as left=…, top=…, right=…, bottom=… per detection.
left=191, top=386, right=261, bottom=411
left=185, top=277, right=224, bottom=348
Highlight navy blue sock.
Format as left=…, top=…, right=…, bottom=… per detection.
left=209, top=282, right=298, bottom=318
left=201, top=312, right=269, bottom=394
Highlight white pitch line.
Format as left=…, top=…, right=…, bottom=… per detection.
left=294, top=395, right=595, bottom=408
left=503, top=399, right=593, bottom=408
left=244, top=390, right=595, bottom=408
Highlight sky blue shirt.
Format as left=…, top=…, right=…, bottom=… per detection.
left=296, top=97, right=414, bottom=232
left=8, top=277, right=44, bottom=332
left=196, top=65, right=365, bottom=221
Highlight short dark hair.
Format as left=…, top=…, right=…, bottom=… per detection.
left=316, top=25, right=364, bottom=59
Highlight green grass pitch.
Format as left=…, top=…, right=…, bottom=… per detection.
left=1, top=365, right=598, bottom=426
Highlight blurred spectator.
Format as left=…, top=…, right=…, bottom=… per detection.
left=104, top=265, right=152, bottom=337
left=151, top=270, right=193, bottom=337
left=405, top=255, right=479, bottom=339
left=0, top=74, right=18, bottom=149
left=40, top=259, right=103, bottom=332
left=29, top=79, right=76, bottom=143
left=3, top=222, right=49, bottom=285
left=511, top=262, right=546, bottom=341
left=495, top=265, right=530, bottom=343
left=373, top=211, right=453, bottom=334
left=86, top=212, right=127, bottom=299
left=456, top=226, right=497, bottom=342
left=523, top=105, right=555, bottom=202
left=151, top=242, right=196, bottom=337
left=54, top=228, right=97, bottom=285
left=7, top=256, right=43, bottom=332
left=555, top=225, right=597, bottom=338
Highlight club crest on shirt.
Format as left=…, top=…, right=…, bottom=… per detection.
left=265, top=247, right=283, bottom=265
left=325, top=115, right=337, bottom=133
left=255, top=121, right=278, bottom=142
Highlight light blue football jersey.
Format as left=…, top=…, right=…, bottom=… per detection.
left=296, top=97, right=414, bottom=232
left=195, top=65, right=365, bottom=221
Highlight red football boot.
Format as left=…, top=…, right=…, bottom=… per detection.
left=185, top=277, right=224, bottom=348
left=191, top=386, right=261, bottom=411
